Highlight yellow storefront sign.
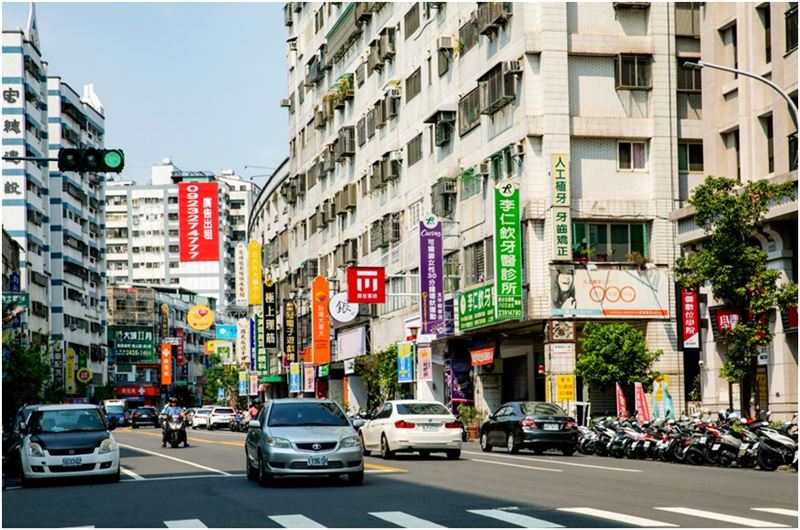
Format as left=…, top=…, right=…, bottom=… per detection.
left=188, top=304, right=214, bottom=331
left=545, top=375, right=551, bottom=402
left=556, top=374, right=575, bottom=401
left=65, top=347, right=76, bottom=395
left=248, top=240, right=263, bottom=306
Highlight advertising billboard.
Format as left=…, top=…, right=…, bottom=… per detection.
left=178, top=182, right=219, bottom=262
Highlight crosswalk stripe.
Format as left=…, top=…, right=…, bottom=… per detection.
left=751, top=508, right=799, bottom=518
left=655, top=508, right=789, bottom=527
left=468, top=509, right=564, bottom=528
left=369, top=511, right=444, bottom=528
left=269, top=515, right=326, bottom=528
left=558, top=508, right=677, bottom=527
left=164, top=519, right=207, bottom=528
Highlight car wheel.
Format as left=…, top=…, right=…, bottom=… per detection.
left=480, top=432, right=492, bottom=452
left=208, top=425, right=213, bottom=431
left=446, top=450, right=461, bottom=460
left=245, top=451, right=258, bottom=481
left=359, top=433, right=370, bottom=456
left=532, top=448, right=543, bottom=455
left=132, top=424, right=138, bottom=429
left=506, top=433, right=519, bottom=454
left=418, top=450, right=431, bottom=458
left=348, top=469, right=364, bottom=485
left=106, top=466, right=121, bottom=483
left=380, top=434, right=394, bottom=460
left=257, top=454, right=273, bottom=486
left=562, top=446, right=576, bottom=456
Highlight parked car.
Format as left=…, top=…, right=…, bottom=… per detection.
left=244, top=398, right=364, bottom=486
left=130, top=407, right=159, bottom=428
left=191, top=408, right=212, bottom=429
left=207, top=407, right=236, bottom=431
left=359, top=400, right=462, bottom=460
left=480, top=401, right=578, bottom=455
left=3, top=404, right=42, bottom=476
left=19, top=404, right=120, bottom=486
left=186, top=408, right=199, bottom=425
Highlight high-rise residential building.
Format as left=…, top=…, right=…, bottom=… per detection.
left=672, top=2, right=798, bottom=417
left=251, top=2, right=711, bottom=416
left=105, top=160, right=256, bottom=308
left=2, top=7, right=51, bottom=339
left=47, top=78, right=108, bottom=389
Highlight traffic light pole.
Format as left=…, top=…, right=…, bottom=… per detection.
left=2, top=155, right=57, bottom=163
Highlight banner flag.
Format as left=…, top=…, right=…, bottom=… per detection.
left=634, top=382, right=651, bottom=423
left=616, top=382, right=628, bottom=419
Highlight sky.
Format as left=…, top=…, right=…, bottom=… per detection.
left=2, top=1, right=288, bottom=184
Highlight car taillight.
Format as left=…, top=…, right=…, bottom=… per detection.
left=395, top=420, right=416, bottom=429
left=519, top=417, right=538, bottom=429
left=445, top=421, right=462, bottom=429
left=564, top=420, right=576, bottom=429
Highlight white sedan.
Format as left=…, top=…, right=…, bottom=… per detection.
left=359, top=400, right=462, bottom=460
left=191, top=408, right=212, bottom=429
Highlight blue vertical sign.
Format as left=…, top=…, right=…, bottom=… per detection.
left=397, top=342, right=414, bottom=383
left=289, top=362, right=302, bottom=393
left=217, top=387, right=225, bottom=402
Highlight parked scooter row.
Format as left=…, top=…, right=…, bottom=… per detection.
left=577, top=410, right=797, bottom=471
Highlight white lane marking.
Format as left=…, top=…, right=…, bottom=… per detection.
left=655, top=507, right=789, bottom=528
left=164, top=520, right=207, bottom=528
left=269, top=514, right=326, bottom=528
left=751, top=508, right=799, bottom=517
left=559, top=508, right=677, bottom=527
left=469, top=509, right=564, bottom=528
left=470, top=458, right=563, bottom=473
left=120, top=467, right=144, bottom=480
left=118, top=443, right=231, bottom=475
left=122, top=473, right=246, bottom=482
left=463, top=450, right=642, bottom=473
left=61, top=527, right=95, bottom=529
left=5, top=486, right=22, bottom=491
left=369, top=511, right=444, bottom=528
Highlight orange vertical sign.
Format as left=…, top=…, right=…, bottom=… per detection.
left=161, top=342, right=173, bottom=385
left=311, top=275, right=330, bottom=365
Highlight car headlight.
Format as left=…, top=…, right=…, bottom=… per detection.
left=28, top=442, right=44, bottom=457
left=340, top=436, right=359, bottom=448
left=266, top=437, right=292, bottom=448
left=99, top=438, right=114, bottom=454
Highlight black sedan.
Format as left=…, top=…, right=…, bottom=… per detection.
left=3, top=404, right=42, bottom=476
left=479, top=402, right=578, bottom=455
left=130, top=406, right=160, bottom=428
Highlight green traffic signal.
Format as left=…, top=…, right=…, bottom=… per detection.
left=57, top=148, right=125, bottom=173
left=103, top=150, right=123, bottom=170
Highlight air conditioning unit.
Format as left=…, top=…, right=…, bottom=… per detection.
left=386, top=87, right=400, bottom=99
left=435, top=122, right=452, bottom=147
left=438, top=110, right=456, bottom=123
left=390, top=150, right=403, bottom=162
left=383, top=158, right=400, bottom=181
left=314, top=109, right=325, bottom=129
left=478, top=160, right=491, bottom=175
left=513, top=142, right=525, bottom=157
left=504, top=59, right=523, bottom=75
left=437, top=36, right=453, bottom=51
left=288, top=40, right=297, bottom=51
left=280, top=98, right=292, bottom=108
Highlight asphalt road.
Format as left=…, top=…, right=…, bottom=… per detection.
left=3, top=425, right=797, bottom=528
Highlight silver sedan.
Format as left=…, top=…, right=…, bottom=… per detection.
left=244, top=399, right=364, bottom=486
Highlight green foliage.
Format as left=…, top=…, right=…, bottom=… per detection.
left=688, top=373, right=701, bottom=402
left=202, top=355, right=239, bottom=405
left=355, top=343, right=399, bottom=411
left=576, top=322, right=662, bottom=391
left=673, top=176, right=797, bottom=382
left=457, top=404, right=478, bottom=426
left=2, top=335, right=53, bottom=429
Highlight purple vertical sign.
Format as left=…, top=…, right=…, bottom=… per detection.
left=419, top=214, right=444, bottom=336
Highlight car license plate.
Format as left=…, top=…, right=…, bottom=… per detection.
left=712, top=443, right=721, bottom=451
left=543, top=423, right=559, bottom=431
left=699, top=436, right=707, bottom=444
left=307, top=455, right=328, bottom=467
left=741, top=443, right=749, bottom=450
left=644, top=441, right=651, bottom=448
left=422, top=423, right=438, bottom=431
left=62, top=457, right=82, bottom=467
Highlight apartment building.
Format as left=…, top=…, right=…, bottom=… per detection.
left=218, top=170, right=261, bottom=306
left=47, top=79, right=108, bottom=389
left=249, top=2, right=717, bottom=416
left=672, top=2, right=798, bottom=418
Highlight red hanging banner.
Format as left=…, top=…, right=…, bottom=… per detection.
left=161, top=342, right=173, bottom=385
left=175, top=328, right=185, bottom=365
left=634, top=382, right=651, bottom=423
left=178, top=182, right=219, bottom=262
left=311, top=275, right=331, bottom=366
left=681, top=287, right=700, bottom=349
left=616, top=382, right=628, bottom=419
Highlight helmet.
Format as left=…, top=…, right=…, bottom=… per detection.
left=169, top=397, right=177, bottom=403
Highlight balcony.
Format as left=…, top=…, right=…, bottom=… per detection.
left=326, top=3, right=368, bottom=68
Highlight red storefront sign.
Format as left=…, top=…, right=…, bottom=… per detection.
left=176, top=328, right=185, bottom=365
left=681, top=287, right=700, bottom=349
left=178, top=182, right=219, bottom=262
left=161, top=342, right=173, bottom=385
left=470, top=346, right=495, bottom=366
left=116, top=385, right=160, bottom=397
left=311, top=276, right=330, bottom=365
left=716, top=308, right=741, bottom=333
left=347, top=266, right=385, bottom=303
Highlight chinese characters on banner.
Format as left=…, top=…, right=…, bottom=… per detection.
left=263, top=279, right=278, bottom=348
left=470, top=346, right=494, bottom=366
left=178, top=182, right=219, bottom=262
left=108, top=325, right=156, bottom=363
left=397, top=342, right=414, bottom=383
left=237, top=318, right=251, bottom=367
left=175, top=328, right=185, bottom=366
left=457, top=283, right=506, bottom=331
left=551, top=154, right=572, bottom=261
left=284, top=301, right=298, bottom=362
left=716, top=308, right=741, bottom=333
left=235, top=243, right=248, bottom=305
left=255, top=314, right=268, bottom=374
left=311, top=276, right=331, bottom=365
left=289, top=362, right=302, bottom=393
left=303, top=363, right=315, bottom=392
left=248, top=240, right=263, bottom=305
left=161, top=343, right=173, bottom=385
left=238, top=371, right=248, bottom=396
left=681, top=287, right=700, bottom=349
left=417, top=345, right=433, bottom=381
left=347, top=266, right=386, bottom=303
left=494, top=180, right=523, bottom=319
left=65, top=348, right=77, bottom=395
left=419, top=215, right=444, bottom=336
left=2, top=81, right=25, bottom=202
left=249, top=372, right=258, bottom=396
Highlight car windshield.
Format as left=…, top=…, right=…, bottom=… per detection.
left=136, top=408, right=153, bottom=414
left=396, top=403, right=450, bottom=415
left=268, top=402, right=348, bottom=427
left=196, top=410, right=210, bottom=416
left=520, top=403, right=567, bottom=416
left=215, top=408, right=234, bottom=414
left=105, top=406, right=124, bottom=414
left=33, top=409, right=106, bottom=433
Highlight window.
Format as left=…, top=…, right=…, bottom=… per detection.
left=407, top=200, right=423, bottom=229
left=458, top=17, right=479, bottom=55
left=678, top=142, right=704, bottom=172
left=367, top=108, right=375, bottom=138
left=721, top=24, right=738, bottom=73
left=615, top=55, right=651, bottom=89
left=761, top=115, right=775, bottom=173
left=572, top=222, right=648, bottom=262
left=618, top=141, right=647, bottom=170
left=407, top=134, right=423, bottom=166
left=405, top=68, right=422, bottom=102
left=677, top=58, right=702, bottom=92
left=789, top=133, right=798, bottom=171
left=404, top=3, right=420, bottom=39
left=458, top=87, right=481, bottom=136
left=464, top=238, right=494, bottom=285
left=297, top=81, right=305, bottom=104
left=675, top=2, right=701, bottom=37
left=758, top=6, right=772, bottom=63
left=787, top=4, right=798, bottom=52
left=444, top=252, right=460, bottom=293
left=461, top=168, right=481, bottom=200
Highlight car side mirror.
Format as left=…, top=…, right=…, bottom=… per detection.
left=248, top=420, right=261, bottom=429
left=352, top=419, right=366, bottom=429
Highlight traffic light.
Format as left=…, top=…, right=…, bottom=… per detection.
left=57, top=148, right=125, bottom=173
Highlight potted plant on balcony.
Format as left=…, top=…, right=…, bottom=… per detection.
left=574, top=246, right=595, bottom=264
left=627, top=251, right=650, bottom=271
left=457, top=404, right=480, bottom=441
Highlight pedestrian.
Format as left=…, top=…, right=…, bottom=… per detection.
left=248, top=402, right=258, bottom=418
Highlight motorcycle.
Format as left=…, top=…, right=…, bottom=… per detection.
left=164, top=413, right=188, bottom=448
left=229, top=412, right=246, bottom=432
left=749, top=420, right=798, bottom=471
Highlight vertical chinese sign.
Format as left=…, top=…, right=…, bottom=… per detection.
left=397, top=342, right=414, bottom=383
left=65, top=347, right=77, bottom=395
left=681, top=287, right=700, bottom=349
left=161, top=342, right=173, bottom=386
left=235, top=243, right=248, bottom=305
left=178, top=182, right=219, bottom=262
left=237, top=318, right=250, bottom=367
left=255, top=314, right=268, bottom=375
left=263, top=279, right=278, bottom=348
left=289, top=362, right=302, bottom=393
left=304, top=363, right=316, bottom=392
left=175, top=328, right=185, bottom=366
left=494, top=180, right=522, bottom=320
left=311, top=276, right=331, bottom=366
left=284, top=301, right=298, bottom=362
left=248, top=240, right=263, bottom=305
left=417, top=345, right=433, bottom=381
left=551, top=154, right=572, bottom=261
left=419, top=215, right=444, bottom=336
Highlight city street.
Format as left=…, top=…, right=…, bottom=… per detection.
left=3, top=426, right=797, bottom=528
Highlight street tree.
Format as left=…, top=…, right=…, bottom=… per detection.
left=674, top=176, right=797, bottom=417
left=355, top=343, right=398, bottom=412
left=201, top=355, right=239, bottom=406
left=2, top=335, right=53, bottom=429
left=575, top=322, right=662, bottom=404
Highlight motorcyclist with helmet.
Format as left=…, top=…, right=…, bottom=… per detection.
left=161, top=397, right=189, bottom=448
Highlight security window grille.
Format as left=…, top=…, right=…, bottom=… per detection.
left=404, top=3, right=420, bottom=39
left=572, top=222, right=648, bottom=262
left=357, top=117, right=366, bottom=146
left=458, top=15, right=480, bottom=55
left=675, top=2, right=701, bottom=37
left=618, top=141, right=647, bottom=170
left=615, top=54, right=651, bottom=89
left=790, top=133, right=798, bottom=171
left=678, top=142, right=704, bottom=172
left=297, top=81, right=305, bottom=104
left=367, top=108, right=375, bottom=138
left=461, top=167, right=481, bottom=199
left=762, top=115, right=775, bottom=173
left=677, top=59, right=702, bottom=92
left=443, top=252, right=460, bottom=293
left=787, top=4, right=798, bottom=52
left=458, top=87, right=481, bottom=136
left=464, top=238, right=494, bottom=285
left=406, top=67, right=422, bottom=102
left=408, top=134, right=423, bottom=166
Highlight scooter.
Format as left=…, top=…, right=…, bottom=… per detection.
left=164, top=413, right=188, bottom=448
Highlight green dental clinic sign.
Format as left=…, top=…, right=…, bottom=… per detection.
left=457, top=283, right=509, bottom=332
left=494, top=179, right=523, bottom=320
